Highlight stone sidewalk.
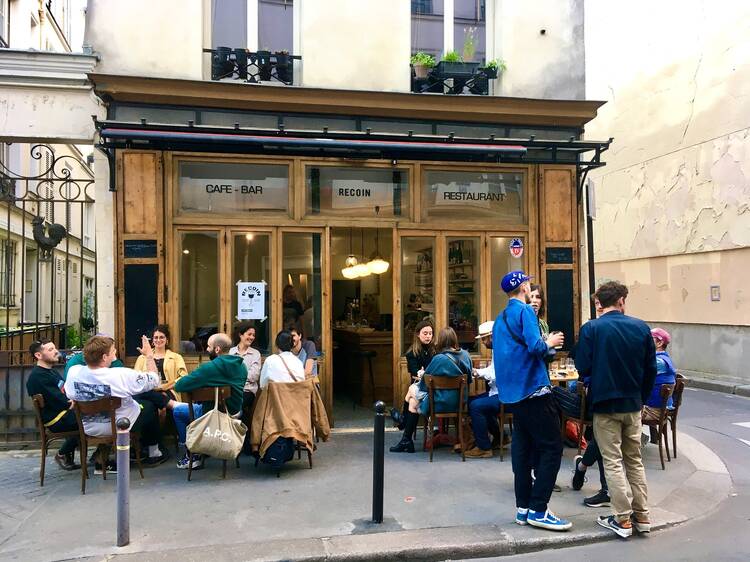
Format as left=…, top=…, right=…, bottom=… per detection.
left=0, top=425, right=731, bottom=562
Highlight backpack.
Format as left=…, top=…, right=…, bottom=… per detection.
left=260, top=436, right=295, bottom=470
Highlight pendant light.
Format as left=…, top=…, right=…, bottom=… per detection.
left=341, top=227, right=359, bottom=278
left=352, top=227, right=371, bottom=278
left=367, top=228, right=390, bottom=274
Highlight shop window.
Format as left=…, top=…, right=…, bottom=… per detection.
left=258, top=0, right=293, bottom=53
left=179, top=232, right=220, bottom=355
left=446, top=237, right=479, bottom=352
left=489, top=236, right=525, bottom=318
left=232, top=233, right=272, bottom=355
left=306, top=166, right=409, bottom=219
left=178, top=161, right=289, bottom=215
left=401, top=237, right=435, bottom=353
left=282, top=232, right=323, bottom=352
left=422, top=170, right=525, bottom=223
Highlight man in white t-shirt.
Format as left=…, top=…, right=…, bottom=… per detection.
left=259, top=330, right=305, bottom=389
left=65, top=335, right=168, bottom=468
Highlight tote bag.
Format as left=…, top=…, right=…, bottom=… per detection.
left=186, top=387, right=247, bottom=460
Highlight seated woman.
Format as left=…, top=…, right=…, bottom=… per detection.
left=390, top=320, right=434, bottom=429
left=133, top=324, right=187, bottom=409
left=642, top=328, right=677, bottom=441
left=259, top=330, right=305, bottom=389
left=230, top=321, right=261, bottom=411
left=389, top=326, right=472, bottom=453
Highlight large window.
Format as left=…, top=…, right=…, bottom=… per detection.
left=411, top=0, right=443, bottom=59
left=211, top=0, right=247, bottom=49
left=232, top=232, right=272, bottom=354
left=282, top=232, right=323, bottom=351
left=178, top=232, right=220, bottom=354
left=454, top=0, right=486, bottom=63
left=401, top=237, right=435, bottom=353
left=489, top=236, right=526, bottom=318
left=258, top=0, right=293, bottom=53
left=422, top=170, right=525, bottom=222
left=306, top=166, right=409, bottom=218
left=446, top=236, right=480, bottom=352
left=178, top=161, right=289, bottom=215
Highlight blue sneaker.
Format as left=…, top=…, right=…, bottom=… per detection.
left=515, top=508, right=529, bottom=526
left=527, top=509, right=573, bottom=531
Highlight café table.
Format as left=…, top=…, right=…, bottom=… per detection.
left=549, top=371, right=579, bottom=387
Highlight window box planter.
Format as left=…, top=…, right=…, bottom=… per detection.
left=434, top=61, right=480, bottom=79
left=256, top=50, right=273, bottom=81
left=275, top=51, right=292, bottom=83
left=481, top=66, right=499, bottom=79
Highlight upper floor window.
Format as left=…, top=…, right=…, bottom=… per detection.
left=258, top=0, right=293, bottom=53
left=455, top=0, right=486, bottom=63
left=411, top=0, right=443, bottom=60
left=211, top=0, right=293, bottom=52
left=211, top=0, right=248, bottom=49
left=0, top=0, right=8, bottom=47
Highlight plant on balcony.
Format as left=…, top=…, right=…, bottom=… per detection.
left=410, top=51, right=436, bottom=79
left=436, top=50, right=480, bottom=78
left=462, top=26, right=477, bottom=62
left=482, top=59, right=507, bottom=79
left=275, top=49, right=292, bottom=83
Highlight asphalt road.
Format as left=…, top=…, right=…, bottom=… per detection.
left=463, top=387, right=750, bottom=562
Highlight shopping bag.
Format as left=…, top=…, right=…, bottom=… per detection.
left=564, top=420, right=588, bottom=450
left=186, top=387, right=247, bottom=460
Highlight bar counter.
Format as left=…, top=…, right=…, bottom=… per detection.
left=333, top=328, right=393, bottom=407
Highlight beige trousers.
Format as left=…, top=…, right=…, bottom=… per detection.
left=593, top=411, right=650, bottom=522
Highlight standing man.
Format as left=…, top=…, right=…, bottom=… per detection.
left=575, top=281, right=656, bottom=538
left=493, top=271, right=570, bottom=531
left=26, top=339, right=80, bottom=470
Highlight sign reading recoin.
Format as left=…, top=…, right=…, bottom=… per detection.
left=237, top=281, right=266, bottom=320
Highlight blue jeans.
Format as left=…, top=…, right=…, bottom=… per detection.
left=173, top=403, right=203, bottom=444
left=469, top=392, right=501, bottom=450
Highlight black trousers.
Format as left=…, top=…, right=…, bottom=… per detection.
left=134, top=390, right=170, bottom=410
left=48, top=410, right=79, bottom=456
left=582, top=427, right=607, bottom=491
left=511, top=393, right=563, bottom=513
left=131, top=400, right=160, bottom=447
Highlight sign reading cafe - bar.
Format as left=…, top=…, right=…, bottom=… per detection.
left=179, top=161, right=289, bottom=213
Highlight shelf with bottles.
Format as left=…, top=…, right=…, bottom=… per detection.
left=448, top=291, right=475, bottom=296
left=415, top=247, right=433, bottom=273
left=448, top=240, right=473, bottom=267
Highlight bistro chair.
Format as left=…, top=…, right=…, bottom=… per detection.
left=31, top=394, right=81, bottom=487
left=422, top=374, right=468, bottom=462
left=185, top=386, right=239, bottom=481
left=666, top=374, right=687, bottom=458
left=497, top=402, right=514, bottom=462
left=559, top=383, right=589, bottom=456
left=73, top=397, right=144, bottom=495
left=641, top=383, right=675, bottom=470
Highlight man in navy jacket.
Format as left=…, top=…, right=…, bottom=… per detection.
left=493, top=271, right=570, bottom=532
left=575, top=281, right=656, bottom=539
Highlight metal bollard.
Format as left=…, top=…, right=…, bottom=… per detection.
left=372, top=401, right=385, bottom=524
left=115, top=417, right=131, bottom=547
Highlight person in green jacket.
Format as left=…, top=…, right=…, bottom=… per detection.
left=172, top=332, right=246, bottom=470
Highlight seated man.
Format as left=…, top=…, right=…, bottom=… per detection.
left=465, top=321, right=502, bottom=459
left=259, top=330, right=305, bottom=389
left=642, top=328, right=677, bottom=442
left=64, top=335, right=168, bottom=469
left=172, top=333, right=247, bottom=470
left=288, top=324, right=318, bottom=378
left=26, top=339, right=80, bottom=471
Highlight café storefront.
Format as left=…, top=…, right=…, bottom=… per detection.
left=93, top=75, right=609, bottom=423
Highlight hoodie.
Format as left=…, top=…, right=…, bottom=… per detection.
left=173, top=354, right=246, bottom=415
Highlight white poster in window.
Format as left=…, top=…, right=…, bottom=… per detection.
left=331, top=179, right=394, bottom=210
left=181, top=177, right=288, bottom=212
left=236, top=281, right=266, bottom=320
left=433, top=181, right=507, bottom=209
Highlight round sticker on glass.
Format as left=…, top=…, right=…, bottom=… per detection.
left=509, top=238, right=524, bottom=258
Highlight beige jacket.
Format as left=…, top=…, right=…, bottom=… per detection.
left=134, top=350, right=188, bottom=401
left=250, top=378, right=330, bottom=458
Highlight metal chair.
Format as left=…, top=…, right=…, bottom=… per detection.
left=31, top=394, right=81, bottom=487
left=423, top=374, right=469, bottom=462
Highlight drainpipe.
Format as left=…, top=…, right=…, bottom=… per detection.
left=585, top=177, right=596, bottom=320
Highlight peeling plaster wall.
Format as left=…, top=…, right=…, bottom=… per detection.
left=494, top=0, right=585, bottom=100
left=584, top=0, right=750, bottom=380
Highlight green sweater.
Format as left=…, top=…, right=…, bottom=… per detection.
left=64, top=352, right=124, bottom=380
left=173, top=354, right=246, bottom=415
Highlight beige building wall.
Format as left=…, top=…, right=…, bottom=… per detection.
left=585, top=0, right=750, bottom=382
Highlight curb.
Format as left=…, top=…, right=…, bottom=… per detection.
left=687, top=377, right=750, bottom=397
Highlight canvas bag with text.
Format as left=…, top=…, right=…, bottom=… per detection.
left=185, top=387, right=247, bottom=459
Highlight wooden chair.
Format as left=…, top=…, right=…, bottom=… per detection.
left=641, top=383, right=675, bottom=470
left=423, top=374, right=468, bottom=462
left=559, top=383, right=589, bottom=455
left=31, top=394, right=81, bottom=487
left=73, top=397, right=144, bottom=495
left=666, top=374, right=686, bottom=458
left=497, top=402, right=513, bottom=462
left=185, top=386, right=239, bottom=481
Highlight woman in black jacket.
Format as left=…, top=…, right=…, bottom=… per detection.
left=391, top=320, right=434, bottom=429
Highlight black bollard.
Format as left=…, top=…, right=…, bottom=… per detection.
left=116, top=417, right=131, bottom=547
left=372, top=401, right=385, bottom=524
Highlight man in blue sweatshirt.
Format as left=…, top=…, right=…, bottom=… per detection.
left=575, top=281, right=656, bottom=539
left=493, top=271, right=570, bottom=531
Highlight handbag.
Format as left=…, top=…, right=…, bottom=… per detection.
left=186, top=387, right=247, bottom=460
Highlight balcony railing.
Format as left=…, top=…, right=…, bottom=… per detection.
left=411, top=61, right=497, bottom=95
left=205, top=47, right=300, bottom=85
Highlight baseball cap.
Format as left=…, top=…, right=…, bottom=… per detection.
left=651, top=328, right=671, bottom=345
left=501, top=270, right=533, bottom=293
left=475, top=320, right=494, bottom=339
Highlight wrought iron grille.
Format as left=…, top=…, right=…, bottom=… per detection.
left=0, top=144, right=97, bottom=446
left=205, top=47, right=300, bottom=85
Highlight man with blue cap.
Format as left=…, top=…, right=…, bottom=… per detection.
left=493, top=271, right=571, bottom=531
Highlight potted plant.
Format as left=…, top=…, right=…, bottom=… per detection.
left=410, top=51, right=436, bottom=79
left=275, top=49, right=292, bottom=83
left=255, top=48, right=272, bottom=81
left=481, top=59, right=507, bottom=79
left=436, top=50, right=480, bottom=78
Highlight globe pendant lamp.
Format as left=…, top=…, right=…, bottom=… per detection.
left=352, top=227, right=370, bottom=278
left=367, top=228, right=390, bottom=274
left=341, top=227, right=359, bottom=278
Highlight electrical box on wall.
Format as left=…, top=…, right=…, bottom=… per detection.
left=710, top=285, right=720, bottom=302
